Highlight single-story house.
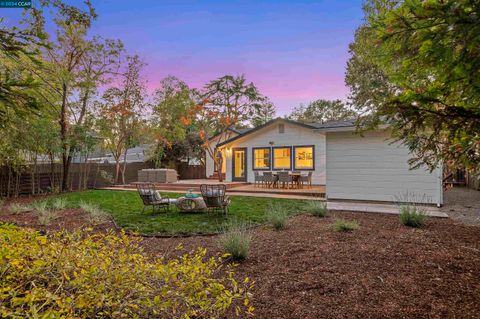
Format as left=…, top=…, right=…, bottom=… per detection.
left=206, top=118, right=443, bottom=206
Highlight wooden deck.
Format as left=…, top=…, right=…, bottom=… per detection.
left=227, top=184, right=325, bottom=197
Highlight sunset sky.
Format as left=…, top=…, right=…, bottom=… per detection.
left=5, top=0, right=365, bottom=115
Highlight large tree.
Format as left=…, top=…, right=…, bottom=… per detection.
left=288, top=99, right=357, bottom=123
left=346, top=0, right=480, bottom=171
left=251, top=98, right=276, bottom=127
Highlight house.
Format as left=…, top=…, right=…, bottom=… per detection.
left=206, top=118, right=443, bottom=206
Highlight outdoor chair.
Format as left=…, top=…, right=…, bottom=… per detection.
left=200, top=184, right=231, bottom=215
left=136, top=183, right=171, bottom=213
left=263, top=172, right=277, bottom=188
left=254, top=171, right=265, bottom=187
left=277, top=171, right=293, bottom=189
left=299, top=172, right=313, bottom=188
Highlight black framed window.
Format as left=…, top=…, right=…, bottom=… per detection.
left=293, top=145, right=314, bottom=170
left=273, top=147, right=291, bottom=170
left=252, top=147, right=271, bottom=170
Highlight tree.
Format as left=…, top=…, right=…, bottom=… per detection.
left=97, top=55, right=147, bottom=184
left=288, top=99, right=357, bottom=123
left=251, top=98, right=276, bottom=127
left=346, top=0, right=480, bottom=171
left=197, top=75, right=264, bottom=181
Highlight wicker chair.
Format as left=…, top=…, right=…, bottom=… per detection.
left=277, top=171, right=293, bottom=189
left=200, top=184, right=231, bottom=215
left=299, top=172, right=313, bottom=188
left=136, top=183, right=171, bottom=213
left=254, top=171, right=265, bottom=188
left=263, top=172, right=277, bottom=188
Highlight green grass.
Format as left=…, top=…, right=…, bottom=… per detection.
left=58, top=190, right=308, bottom=235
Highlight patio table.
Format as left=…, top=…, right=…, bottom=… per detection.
left=271, top=172, right=302, bottom=189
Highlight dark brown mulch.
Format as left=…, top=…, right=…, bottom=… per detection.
left=0, top=207, right=115, bottom=233
left=139, top=212, right=480, bottom=319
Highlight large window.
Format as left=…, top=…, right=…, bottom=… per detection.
left=294, top=146, right=314, bottom=170
left=253, top=148, right=271, bottom=170
left=273, top=147, right=291, bottom=170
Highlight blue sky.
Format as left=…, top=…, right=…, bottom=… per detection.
left=2, top=0, right=364, bottom=115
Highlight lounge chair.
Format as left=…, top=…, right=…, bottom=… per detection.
left=136, top=183, right=171, bottom=213
left=200, top=184, right=231, bottom=215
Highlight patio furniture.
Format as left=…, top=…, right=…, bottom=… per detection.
left=254, top=171, right=265, bottom=187
left=299, top=172, right=313, bottom=188
left=277, top=171, right=294, bottom=189
left=176, top=196, right=207, bottom=213
left=136, top=183, right=171, bottom=213
left=137, top=168, right=178, bottom=183
left=263, top=172, right=277, bottom=188
left=200, top=184, right=231, bottom=215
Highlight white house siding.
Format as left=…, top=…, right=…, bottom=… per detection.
left=205, top=131, right=238, bottom=178
left=224, top=122, right=326, bottom=184
left=326, top=130, right=443, bottom=206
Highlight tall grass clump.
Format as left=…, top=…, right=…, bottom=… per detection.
left=332, top=219, right=359, bottom=232
left=8, top=203, right=30, bottom=215
left=266, top=203, right=288, bottom=230
left=304, top=200, right=327, bottom=217
left=399, top=205, right=426, bottom=228
left=51, top=197, right=68, bottom=210
left=218, top=222, right=252, bottom=261
left=79, top=201, right=110, bottom=223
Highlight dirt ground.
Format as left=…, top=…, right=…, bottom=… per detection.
left=442, top=187, right=480, bottom=225
left=1, top=188, right=479, bottom=318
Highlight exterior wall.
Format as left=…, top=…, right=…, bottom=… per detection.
left=224, top=122, right=326, bottom=184
left=326, top=130, right=443, bottom=205
left=205, top=131, right=238, bottom=178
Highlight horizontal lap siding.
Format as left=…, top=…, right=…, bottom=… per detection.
left=326, top=130, right=442, bottom=205
left=225, top=123, right=326, bottom=184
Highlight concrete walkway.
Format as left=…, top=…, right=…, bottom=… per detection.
left=327, top=201, right=448, bottom=218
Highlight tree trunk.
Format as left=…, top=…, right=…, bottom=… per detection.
left=121, top=148, right=128, bottom=185
left=60, top=82, right=70, bottom=192
left=114, top=158, right=121, bottom=184
left=217, top=155, right=224, bottom=182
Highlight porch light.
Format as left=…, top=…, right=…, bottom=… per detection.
left=269, top=141, right=275, bottom=145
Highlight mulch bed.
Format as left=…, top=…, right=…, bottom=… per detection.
left=1, top=200, right=479, bottom=318
left=140, top=212, right=480, bottom=319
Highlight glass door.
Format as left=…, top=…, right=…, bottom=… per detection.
left=232, top=148, right=247, bottom=181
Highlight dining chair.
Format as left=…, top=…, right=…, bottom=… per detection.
left=277, top=171, right=293, bottom=189
left=300, top=172, right=313, bottom=188
left=263, top=172, right=275, bottom=188
left=254, top=171, right=265, bottom=188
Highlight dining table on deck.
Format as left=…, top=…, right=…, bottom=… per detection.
left=271, top=172, right=303, bottom=189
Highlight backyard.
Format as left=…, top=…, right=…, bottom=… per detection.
left=1, top=189, right=480, bottom=318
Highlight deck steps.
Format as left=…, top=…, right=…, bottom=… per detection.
left=111, top=181, right=248, bottom=192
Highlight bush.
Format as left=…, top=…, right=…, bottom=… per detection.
left=332, top=219, right=359, bottom=232
left=79, top=201, right=110, bottom=223
left=37, top=209, right=57, bottom=226
left=8, top=203, right=30, bottom=215
left=399, top=205, right=427, bottom=228
left=0, top=224, right=254, bottom=318
left=219, top=224, right=252, bottom=261
left=304, top=200, right=327, bottom=217
left=266, top=204, right=288, bottom=230
left=29, top=200, right=48, bottom=212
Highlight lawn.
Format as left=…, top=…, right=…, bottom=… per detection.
left=55, top=190, right=309, bottom=235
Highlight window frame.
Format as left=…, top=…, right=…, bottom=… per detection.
left=293, top=145, right=315, bottom=171
left=272, top=146, right=292, bottom=170
left=252, top=147, right=271, bottom=171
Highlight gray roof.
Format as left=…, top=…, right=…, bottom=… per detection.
left=231, top=127, right=253, bottom=134
left=307, top=119, right=356, bottom=129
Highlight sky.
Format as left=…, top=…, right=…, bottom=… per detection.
left=3, top=0, right=365, bottom=115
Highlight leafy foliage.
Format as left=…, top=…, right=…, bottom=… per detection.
left=332, top=219, right=359, bottom=232
left=304, top=200, right=328, bottom=217
left=0, top=224, right=254, bottom=318
left=399, top=205, right=427, bottom=228
left=266, top=203, right=288, bottom=230
left=289, top=99, right=357, bottom=123
left=251, top=99, right=276, bottom=127
left=346, top=0, right=480, bottom=171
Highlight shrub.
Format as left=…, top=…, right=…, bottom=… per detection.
left=305, top=200, right=327, bottom=217
left=0, top=224, right=254, bottom=318
left=79, top=201, right=110, bottom=223
left=29, top=200, right=48, bottom=212
left=8, top=203, right=30, bottom=215
left=219, top=223, right=252, bottom=261
left=399, top=205, right=427, bottom=228
left=266, top=204, right=288, bottom=230
left=37, top=209, right=57, bottom=226
left=51, top=197, right=68, bottom=210
left=332, top=219, right=359, bottom=232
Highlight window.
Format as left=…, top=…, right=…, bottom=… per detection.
left=253, top=148, right=270, bottom=170
left=294, top=146, right=314, bottom=170
left=273, top=147, right=291, bottom=170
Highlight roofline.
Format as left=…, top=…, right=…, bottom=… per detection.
left=207, top=127, right=241, bottom=142
left=313, top=123, right=390, bottom=133
left=216, top=117, right=318, bottom=148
